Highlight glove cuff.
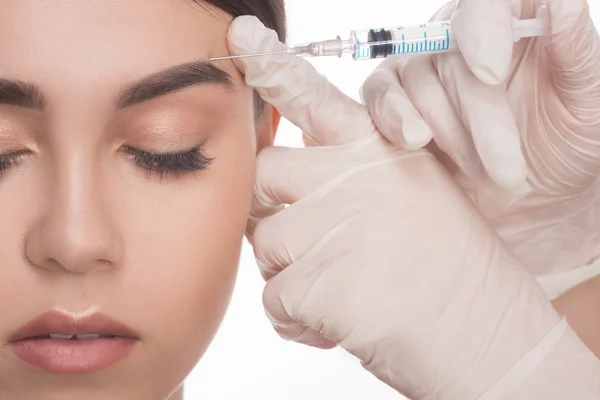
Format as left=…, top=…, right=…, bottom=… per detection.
left=477, top=317, right=567, bottom=399
left=477, top=317, right=600, bottom=400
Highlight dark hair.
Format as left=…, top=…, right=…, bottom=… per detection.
left=198, top=0, right=287, bottom=119
left=200, top=0, right=286, bottom=42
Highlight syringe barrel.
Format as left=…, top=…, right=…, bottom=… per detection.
left=351, top=21, right=458, bottom=60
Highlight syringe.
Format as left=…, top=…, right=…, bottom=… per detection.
left=210, top=6, right=549, bottom=62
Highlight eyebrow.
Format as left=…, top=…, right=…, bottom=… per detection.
left=0, top=79, right=46, bottom=109
left=0, top=60, right=234, bottom=111
left=117, top=60, right=235, bottom=108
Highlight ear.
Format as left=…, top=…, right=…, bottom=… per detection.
left=256, top=103, right=281, bottom=152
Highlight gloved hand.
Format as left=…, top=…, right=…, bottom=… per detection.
left=225, top=15, right=600, bottom=399
left=361, top=0, right=600, bottom=278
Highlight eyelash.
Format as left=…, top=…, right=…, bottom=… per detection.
left=123, top=145, right=215, bottom=180
left=0, top=147, right=214, bottom=181
left=0, top=150, right=28, bottom=173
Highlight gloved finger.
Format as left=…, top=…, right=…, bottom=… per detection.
left=545, top=0, right=600, bottom=117
left=272, top=322, right=337, bottom=350
left=367, top=54, right=488, bottom=183
left=245, top=144, right=344, bottom=242
left=434, top=53, right=529, bottom=191
left=360, top=57, right=433, bottom=150
left=253, top=145, right=349, bottom=207
left=358, top=0, right=457, bottom=151
left=245, top=136, right=392, bottom=241
left=250, top=148, right=407, bottom=279
left=451, top=0, right=515, bottom=85
left=251, top=198, right=317, bottom=280
left=226, top=16, right=377, bottom=146
left=428, top=0, right=529, bottom=190
left=256, top=200, right=340, bottom=350
left=263, top=269, right=337, bottom=350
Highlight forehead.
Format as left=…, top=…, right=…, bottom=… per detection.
left=0, top=0, right=241, bottom=93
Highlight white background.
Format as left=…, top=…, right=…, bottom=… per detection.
left=185, top=1, right=600, bottom=398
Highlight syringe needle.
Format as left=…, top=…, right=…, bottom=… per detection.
left=209, top=50, right=291, bottom=61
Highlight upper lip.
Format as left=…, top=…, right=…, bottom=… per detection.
left=8, top=310, right=139, bottom=342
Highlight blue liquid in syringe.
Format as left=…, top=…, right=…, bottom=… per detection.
left=353, top=21, right=458, bottom=60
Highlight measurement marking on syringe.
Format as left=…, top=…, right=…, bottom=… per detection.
left=402, top=34, right=405, bottom=53
left=358, top=27, right=452, bottom=56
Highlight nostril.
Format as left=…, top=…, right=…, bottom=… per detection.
left=25, top=212, right=123, bottom=273
left=33, top=258, right=63, bottom=273
left=42, top=258, right=60, bottom=269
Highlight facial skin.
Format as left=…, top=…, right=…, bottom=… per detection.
left=0, top=1, right=278, bottom=399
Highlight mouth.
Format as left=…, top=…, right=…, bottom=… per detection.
left=6, top=310, right=140, bottom=374
left=23, top=333, right=118, bottom=340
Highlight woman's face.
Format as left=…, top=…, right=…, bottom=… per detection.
left=0, top=1, right=275, bottom=399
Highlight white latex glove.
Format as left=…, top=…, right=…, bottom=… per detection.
left=361, top=0, right=600, bottom=278
left=225, top=16, right=600, bottom=399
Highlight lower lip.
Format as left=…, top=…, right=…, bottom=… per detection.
left=6, top=337, right=139, bottom=374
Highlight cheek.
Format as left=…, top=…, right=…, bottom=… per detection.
left=115, top=118, right=257, bottom=380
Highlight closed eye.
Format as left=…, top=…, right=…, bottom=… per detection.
left=0, top=150, right=30, bottom=175
left=122, top=145, right=214, bottom=180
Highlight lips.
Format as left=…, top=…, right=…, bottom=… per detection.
left=6, top=310, right=140, bottom=374
left=8, top=310, right=139, bottom=342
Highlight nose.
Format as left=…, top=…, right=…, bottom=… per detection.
left=26, top=155, right=123, bottom=274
